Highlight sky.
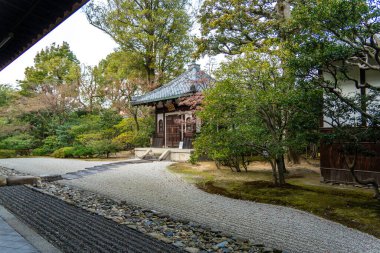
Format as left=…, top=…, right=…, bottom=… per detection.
left=0, top=1, right=220, bottom=88
left=0, top=4, right=118, bottom=87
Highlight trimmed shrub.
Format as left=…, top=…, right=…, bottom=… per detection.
left=32, top=148, right=51, bottom=156
left=72, top=146, right=94, bottom=157
left=0, top=149, right=16, bottom=158
left=39, top=136, right=61, bottom=154
left=0, top=133, right=36, bottom=150
left=52, top=147, right=75, bottom=158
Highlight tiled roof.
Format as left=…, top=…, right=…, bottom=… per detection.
left=131, top=64, right=212, bottom=105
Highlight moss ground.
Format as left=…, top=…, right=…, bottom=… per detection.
left=169, top=161, right=380, bottom=238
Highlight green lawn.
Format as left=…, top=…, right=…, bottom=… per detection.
left=169, top=162, right=380, bottom=238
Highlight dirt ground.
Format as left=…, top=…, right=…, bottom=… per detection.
left=195, top=158, right=321, bottom=174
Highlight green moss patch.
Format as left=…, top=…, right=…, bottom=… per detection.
left=169, top=163, right=380, bottom=238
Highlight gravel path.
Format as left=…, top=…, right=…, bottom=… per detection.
left=0, top=185, right=182, bottom=253
left=62, top=161, right=380, bottom=253
left=1, top=158, right=379, bottom=252
left=0, top=158, right=114, bottom=176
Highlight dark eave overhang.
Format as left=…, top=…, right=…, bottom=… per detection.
left=0, top=0, right=90, bottom=71
left=131, top=92, right=194, bottom=106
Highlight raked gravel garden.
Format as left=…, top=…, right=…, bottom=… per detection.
left=0, top=158, right=379, bottom=253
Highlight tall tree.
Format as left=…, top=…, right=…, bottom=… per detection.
left=95, top=51, right=150, bottom=131
left=197, top=0, right=302, bottom=183
left=289, top=0, right=380, bottom=125
left=0, top=84, right=15, bottom=107
left=78, top=65, right=103, bottom=113
left=196, top=0, right=292, bottom=56
left=19, top=42, right=82, bottom=116
left=289, top=0, right=380, bottom=199
left=13, top=42, right=82, bottom=141
left=85, top=0, right=193, bottom=85
left=195, top=46, right=321, bottom=185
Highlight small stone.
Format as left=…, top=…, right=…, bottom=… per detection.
left=185, top=247, right=200, bottom=253
left=127, top=225, right=137, bottom=230
left=112, top=217, right=124, bottom=223
left=173, top=241, right=185, bottom=247
left=165, top=231, right=174, bottom=237
left=215, top=241, right=228, bottom=249
left=143, top=220, right=153, bottom=226
left=138, top=227, right=147, bottom=233
left=211, top=228, right=220, bottom=233
left=148, top=232, right=162, bottom=240
left=262, top=247, right=273, bottom=253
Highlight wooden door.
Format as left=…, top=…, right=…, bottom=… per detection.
left=166, top=115, right=181, bottom=148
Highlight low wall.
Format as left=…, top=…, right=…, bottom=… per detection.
left=135, top=148, right=194, bottom=162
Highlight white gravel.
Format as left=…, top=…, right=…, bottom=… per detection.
left=1, top=158, right=379, bottom=253
left=60, top=161, right=380, bottom=253
left=0, top=158, right=113, bottom=176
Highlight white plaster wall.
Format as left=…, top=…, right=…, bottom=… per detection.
left=322, top=67, right=379, bottom=128
left=366, top=69, right=380, bottom=88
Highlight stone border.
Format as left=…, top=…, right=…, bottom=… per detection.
left=0, top=205, right=61, bottom=253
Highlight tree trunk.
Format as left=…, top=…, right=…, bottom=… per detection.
left=235, top=161, right=241, bottom=172
left=344, top=149, right=380, bottom=201
left=133, top=112, right=140, bottom=131
left=241, top=155, right=248, bottom=172
left=269, top=160, right=278, bottom=185
left=310, top=143, right=318, bottom=159
left=276, top=154, right=286, bottom=185
left=145, top=56, right=156, bottom=87
left=287, top=149, right=300, bottom=164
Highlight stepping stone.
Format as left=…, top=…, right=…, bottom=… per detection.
left=61, top=174, right=82, bottom=180
left=6, top=176, right=40, bottom=186
left=76, top=170, right=96, bottom=176
left=40, top=174, right=63, bottom=182
left=0, top=176, right=7, bottom=186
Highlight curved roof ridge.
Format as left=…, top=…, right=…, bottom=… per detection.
left=131, top=66, right=211, bottom=106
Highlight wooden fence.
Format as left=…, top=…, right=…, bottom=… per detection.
left=320, top=139, right=380, bottom=185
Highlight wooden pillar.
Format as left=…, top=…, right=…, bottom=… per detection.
left=154, top=106, right=158, bottom=135
left=360, top=69, right=367, bottom=127
left=163, top=110, right=166, bottom=147
left=181, top=114, right=184, bottom=141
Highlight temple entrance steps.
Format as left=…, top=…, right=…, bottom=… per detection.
left=135, top=148, right=193, bottom=162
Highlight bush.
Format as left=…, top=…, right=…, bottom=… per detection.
left=39, top=135, right=61, bottom=154
left=112, top=132, right=135, bottom=150
left=72, top=146, right=94, bottom=157
left=0, top=133, right=36, bottom=150
left=32, top=148, right=50, bottom=156
left=52, top=147, right=75, bottom=158
left=88, top=140, right=119, bottom=158
left=0, top=149, right=16, bottom=158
